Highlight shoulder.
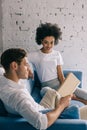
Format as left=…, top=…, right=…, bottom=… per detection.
left=53, top=50, right=62, bottom=56
left=0, top=75, right=7, bottom=86
left=28, top=49, right=40, bottom=57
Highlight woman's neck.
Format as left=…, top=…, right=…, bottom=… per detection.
left=41, top=48, right=53, bottom=53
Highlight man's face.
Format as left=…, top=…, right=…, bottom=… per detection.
left=16, top=57, right=29, bottom=79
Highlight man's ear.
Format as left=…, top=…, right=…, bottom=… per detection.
left=10, top=62, right=18, bottom=70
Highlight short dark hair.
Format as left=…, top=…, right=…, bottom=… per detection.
left=1, top=48, right=27, bottom=71
left=35, top=23, right=62, bottom=45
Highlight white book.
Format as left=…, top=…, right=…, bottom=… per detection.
left=57, top=72, right=81, bottom=97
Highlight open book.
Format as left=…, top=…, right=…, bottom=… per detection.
left=57, top=72, right=81, bottom=97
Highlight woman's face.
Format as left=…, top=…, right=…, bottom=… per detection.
left=41, top=36, right=55, bottom=53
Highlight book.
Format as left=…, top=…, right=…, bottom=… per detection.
left=57, top=72, right=81, bottom=97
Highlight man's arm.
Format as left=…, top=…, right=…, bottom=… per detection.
left=46, top=95, right=71, bottom=128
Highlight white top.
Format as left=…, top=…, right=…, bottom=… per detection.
left=28, top=49, right=63, bottom=82
left=0, top=75, right=47, bottom=130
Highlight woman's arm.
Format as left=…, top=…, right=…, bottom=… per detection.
left=57, top=65, right=65, bottom=84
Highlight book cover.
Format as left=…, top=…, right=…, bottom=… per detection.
left=57, top=73, right=81, bottom=97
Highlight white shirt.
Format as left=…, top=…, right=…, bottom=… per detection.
left=28, top=49, right=63, bottom=82
left=0, top=75, right=48, bottom=130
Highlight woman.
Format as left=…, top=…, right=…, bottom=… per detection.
left=28, top=22, right=87, bottom=105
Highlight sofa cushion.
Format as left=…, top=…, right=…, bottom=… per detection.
left=63, top=70, right=82, bottom=88
left=31, top=87, right=42, bottom=103
left=59, top=105, right=80, bottom=119
left=0, top=100, right=7, bottom=116
left=39, top=105, right=80, bottom=119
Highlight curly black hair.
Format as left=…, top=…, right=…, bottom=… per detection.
left=35, top=23, right=62, bottom=45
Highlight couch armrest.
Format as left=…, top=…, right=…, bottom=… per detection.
left=47, top=119, right=87, bottom=130
left=0, top=117, right=87, bottom=130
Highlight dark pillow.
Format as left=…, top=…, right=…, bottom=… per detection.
left=0, top=99, right=7, bottom=116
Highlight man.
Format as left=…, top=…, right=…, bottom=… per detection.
left=0, top=48, right=76, bottom=129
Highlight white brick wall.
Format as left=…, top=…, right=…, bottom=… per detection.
left=1, top=0, right=87, bottom=89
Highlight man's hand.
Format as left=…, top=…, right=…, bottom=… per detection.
left=46, top=95, right=72, bottom=128
left=56, top=95, right=72, bottom=109
left=28, top=67, right=34, bottom=79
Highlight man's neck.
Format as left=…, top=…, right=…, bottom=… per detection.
left=4, top=72, right=19, bottom=83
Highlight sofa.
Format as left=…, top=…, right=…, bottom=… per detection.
left=0, top=65, right=87, bottom=130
